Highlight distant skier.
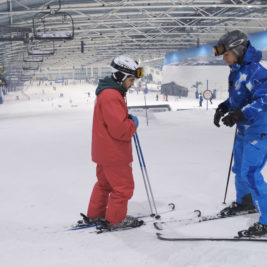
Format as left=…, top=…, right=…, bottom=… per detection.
left=209, top=95, right=213, bottom=104
left=199, top=94, right=203, bottom=107
left=213, top=30, right=267, bottom=236
left=79, top=55, right=144, bottom=230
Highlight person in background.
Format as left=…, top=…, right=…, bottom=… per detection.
left=199, top=94, right=203, bottom=107
left=78, top=55, right=144, bottom=231
left=213, top=30, right=267, bottom=236
left=209, top=95, right=213, bottom=104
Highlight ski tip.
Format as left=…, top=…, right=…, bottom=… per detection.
left=168, top=203, right=175, bottom=210
left=194, top=210, right=202, bottom=217
left=153, top=222, right=163, bottom=230
left=80, top=213, right=87, bottom=219
left=156, top=232, right=162, bottom=237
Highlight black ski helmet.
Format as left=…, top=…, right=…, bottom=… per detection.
left=214, top=30, right=248, bottom=60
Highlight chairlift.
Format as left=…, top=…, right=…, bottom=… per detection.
left=28, top=41, right=55, bottom=56
left=33, top=11, right=74, bottom=40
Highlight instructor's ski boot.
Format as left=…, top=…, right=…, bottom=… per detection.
left=99, top=215, right=144, bottom=231
left=238, top=222, right=267, bottom=237
left=219, top=194, right=256, bottom=217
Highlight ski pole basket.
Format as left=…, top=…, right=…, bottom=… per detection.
left=22, top=61, right=39, bottom=71
left=33, top=11, right=74, bottom=40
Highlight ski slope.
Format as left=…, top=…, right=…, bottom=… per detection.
left=1, top=83, right=267, bottom=267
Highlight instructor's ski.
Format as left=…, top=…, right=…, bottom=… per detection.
left=156, top=233, right=267, bottom=242
left=153, top=209, right=257, bottom=230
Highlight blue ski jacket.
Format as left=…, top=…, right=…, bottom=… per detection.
left=222, top=42, right=267, bottom=135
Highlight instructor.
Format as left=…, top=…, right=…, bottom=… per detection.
left=213, top=30, right=267, bottom=236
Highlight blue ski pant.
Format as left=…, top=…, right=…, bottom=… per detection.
left=232, top=132, right=267, bottom=224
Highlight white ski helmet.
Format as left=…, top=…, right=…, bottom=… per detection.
left=111, top=55, right=144, bottom=82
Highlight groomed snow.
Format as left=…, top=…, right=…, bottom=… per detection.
left=1, top=83, right=267, bottom=267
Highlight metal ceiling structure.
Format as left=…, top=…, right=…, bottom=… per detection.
left=0, top=0, right=267, bottom=88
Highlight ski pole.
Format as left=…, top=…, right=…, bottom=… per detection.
left=133, top=134, right=154, bottom=216
left=223, top=126, right=238, bottom=204
left=134, top=133, right=159, bottom=218
left=134, top=132, right=159, bottom=218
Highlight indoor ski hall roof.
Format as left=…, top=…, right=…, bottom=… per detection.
left=0, top=0, right=266, bottom=88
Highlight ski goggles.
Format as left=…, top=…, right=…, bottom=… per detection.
left=135, top=67, right=144, bottom=78
left=111, top=60, right=144, bottom=79
left=213, top=44, right=226, bottom=56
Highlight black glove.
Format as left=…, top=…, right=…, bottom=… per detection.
left=222, top=109, right=245, bottom=127
left=214, top=103, right=228, bottom=127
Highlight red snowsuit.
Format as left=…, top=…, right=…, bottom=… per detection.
left=87, top=78, right=137, bottom=224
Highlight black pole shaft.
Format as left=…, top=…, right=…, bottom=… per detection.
left=223, top=126, right=238, bottom=204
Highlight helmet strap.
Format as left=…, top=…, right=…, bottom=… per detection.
left=231, top=45, right=248, bottom=64
left=112, top=71, right=126, bottom=83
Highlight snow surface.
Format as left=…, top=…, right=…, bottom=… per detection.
left=1, top=83, right=267, bottom=267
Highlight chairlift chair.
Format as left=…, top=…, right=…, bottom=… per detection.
left=33, top=11, right=74, bottom=40
left=28, top=41, right=55, bottom=56
left=22, top=63, right=39, bottom=71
